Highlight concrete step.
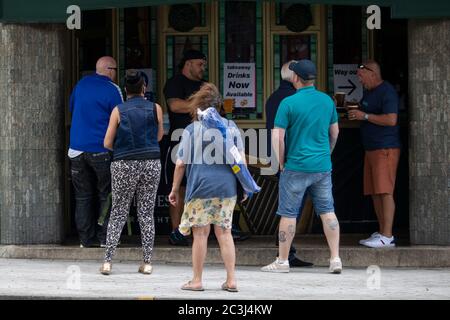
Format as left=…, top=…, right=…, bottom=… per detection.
left=1, top=235, right=449, bottom=268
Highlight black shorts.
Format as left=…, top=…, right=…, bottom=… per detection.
left=163, top=144, right=187, bottom=188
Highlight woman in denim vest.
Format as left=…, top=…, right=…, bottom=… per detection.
left=100, top=69, right=163, bottom=275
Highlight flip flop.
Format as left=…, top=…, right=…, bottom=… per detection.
left=221, top=282, right=239, bottom=292
left=181, top=281, right=204, bottom=291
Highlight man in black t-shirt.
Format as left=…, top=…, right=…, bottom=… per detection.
left=163, top=49, right=206, bottom=246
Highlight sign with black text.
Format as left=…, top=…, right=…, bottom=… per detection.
left=223, top=63, right=256, bottom=109
left=333, top=64, right=363, bottom=103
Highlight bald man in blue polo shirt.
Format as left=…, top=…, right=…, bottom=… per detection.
left=69, top=56, right=124, bottom=248
left=261, top=59, right=343, bottom=274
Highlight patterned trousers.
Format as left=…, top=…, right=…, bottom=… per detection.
left=104, top=159, right=161, bottom=263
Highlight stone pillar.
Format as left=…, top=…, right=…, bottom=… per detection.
left=408, top=19, right=450, bottom=245
left=0, top=24, right=66, bottom=244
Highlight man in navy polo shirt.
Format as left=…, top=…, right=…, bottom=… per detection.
left=69, top=56, right=124, bottom=248
left=348, top=60, right=401, bottom=248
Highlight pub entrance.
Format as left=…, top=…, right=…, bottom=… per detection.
left=64, top=3, right=409, bottom=243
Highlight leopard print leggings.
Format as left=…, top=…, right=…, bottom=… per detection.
left=104, top=159, right=161, bottom=263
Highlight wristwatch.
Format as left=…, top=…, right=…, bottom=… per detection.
left=364, top=113, right=369, bottom=121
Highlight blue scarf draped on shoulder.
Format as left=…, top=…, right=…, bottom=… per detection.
left=197, top=107, right=261, bottom=198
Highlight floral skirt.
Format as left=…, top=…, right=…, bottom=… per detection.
left=178, top=197, right=237, bottom=236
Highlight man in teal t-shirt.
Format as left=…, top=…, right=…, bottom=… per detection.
left=261, top=59, right=342, bottom=274
left=275, top=78, right=338, bottom=173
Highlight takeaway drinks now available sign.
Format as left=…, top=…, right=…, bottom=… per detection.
left=223, top=63, right=256, bottom=109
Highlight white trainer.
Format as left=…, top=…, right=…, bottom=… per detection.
left=329, top=257, right=342, bottom=274
left=362, top=235, right=395, bottom=248
left=359, top=232, right=381, bottom=245
left=261, top=258, right=290, bottom=273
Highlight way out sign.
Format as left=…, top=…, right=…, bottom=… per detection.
left=333, top=64, right=363, bottom=103
left=223, top=63, right=256, bottom=108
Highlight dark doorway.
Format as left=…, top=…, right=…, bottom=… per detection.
left=312, top=7, right=409, bottom=239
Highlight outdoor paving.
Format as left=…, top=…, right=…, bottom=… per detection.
left=1, top=258, right=449, bottom=300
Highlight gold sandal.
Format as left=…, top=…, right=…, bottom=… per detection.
left=138, top=263, right=153, bottom=275
left=99, top=262, right=112, bottom=275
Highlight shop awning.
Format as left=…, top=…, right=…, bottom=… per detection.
left=1, top=0, right=450, bottom=23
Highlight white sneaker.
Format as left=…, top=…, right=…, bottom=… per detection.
left=359, top=232, right=381, bottom=245
left=261, top=258, right=290, bottom=273
left=362, top=235, right=395, bottom=248
left=329, top=257, right=342, bottom=274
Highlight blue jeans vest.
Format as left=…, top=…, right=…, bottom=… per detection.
left=113, top=96, right=160, bottom=161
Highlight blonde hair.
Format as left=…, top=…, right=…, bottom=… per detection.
left=187, top=82, right=223, bottom=120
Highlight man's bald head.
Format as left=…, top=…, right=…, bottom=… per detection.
left=364, top=60, right=382, bottom=78
left=96, top=56, right=117, bottom=81
left=357, top=60, right=383, bottom=90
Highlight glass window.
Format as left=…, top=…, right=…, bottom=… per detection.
left=123, top=8, right=153, bottom=69
left=225, top=2, right=256, bottom=62
left=219, top=1, right=263, bottom=121
left=165, top=35, right=209, bottom=81
left=119, top=7, right=157, bottom=100
left=273, top=35, right=318, bottom=89
left=77, top=10, right=113, bottom=78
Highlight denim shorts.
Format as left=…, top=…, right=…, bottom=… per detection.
left=276, top=170, right=335, bottom=218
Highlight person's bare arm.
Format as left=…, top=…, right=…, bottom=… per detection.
left=155, top=103, right=164, bottom=142
left=272, top=127, right=286, bottom=171
left=104, top=107, right=120, bottom=150
left=167, top=98, right=192, bottom=114
left=329, top=123, right=339, bottom=154
left=168, top=160, right=186, bottom=207
left=348, top=110, right=397, bottom=126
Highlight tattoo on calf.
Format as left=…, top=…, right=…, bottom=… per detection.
left=327, top=219, right=339, bottom=231
left=288, top=224, right=295, bottom=237
left=279, top=231, right=287, bottom=242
